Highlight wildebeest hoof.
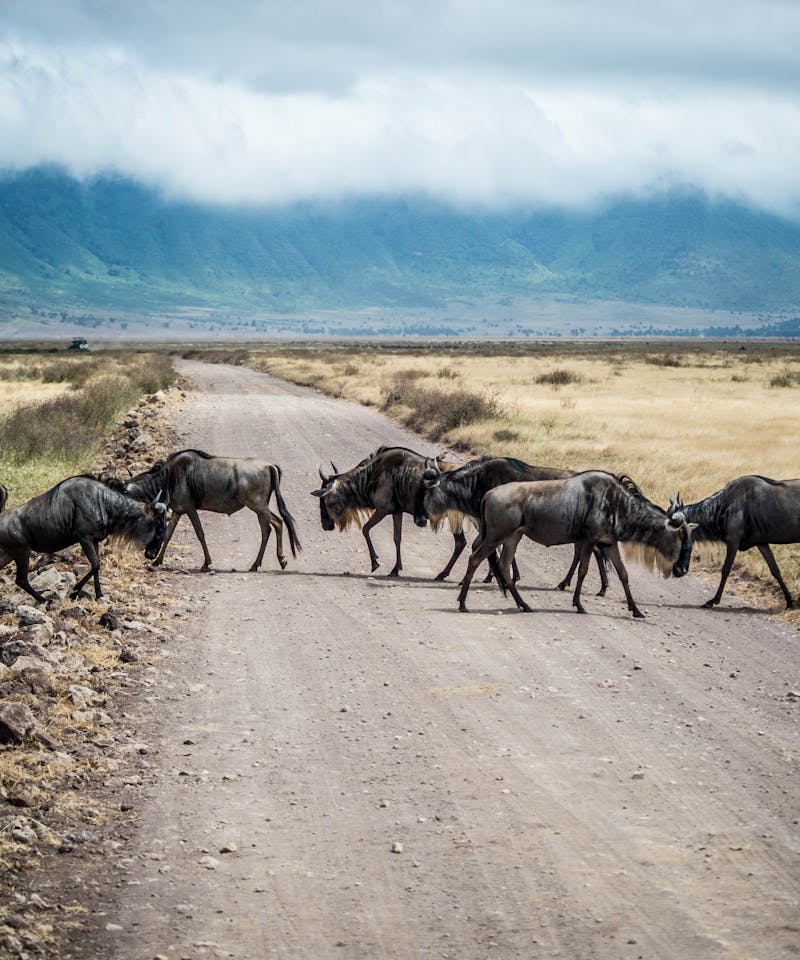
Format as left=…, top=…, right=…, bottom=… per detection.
left=574, top=604, right=587, bottom=614
left=702, top=598, right=717, bottom=608
left=278, top=557, right=288, bottom=570
left=555, top=581, right=568, bottom=591
left=458, top=603, right=469, bottom=613
left=518, top=603, right=534, bottom=613
left=388, top=569, right=400, bottom=578
left=596, top=587, right=607, bottom=597
left=632, top=608, right=646, bottom=619
left=434, top=572, right=447, bottom=582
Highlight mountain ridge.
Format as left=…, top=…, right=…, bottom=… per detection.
left=1, top=168, right=799, bottom=336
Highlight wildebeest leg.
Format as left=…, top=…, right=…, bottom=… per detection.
left=571, top=542, right=595, bottom=614
left=71, top=538, right=103, bottom=600
left=250, top=510, right=272, bottom=571
left=494, top=538, right=533, bottom=612
left=557, top=545, right=609, bottom=596
left=250, top=508, right=285, bottom=572
left=556, top=543, right=581, bottom=592
left=434, top=530, right=467, bottom=581
left=153, top=512, right=183, bottom=566
left=457, top=538, right=498, bottom=611
left=757, top=544, right=794, bottom=609
left=388, top=512, right=403, bottom=577
left=10, top=551, right=47, bottom=603
left=361, top=510, right=388, bottom=572
left=482, top=552, right=520, bottom=584
left=603, top=543, right=644, bottom=618
left=704, top=542, right=738, bottom=608
left=458, top=537, right=529, bottom=612
left=185, top=509, right=214, bottom=571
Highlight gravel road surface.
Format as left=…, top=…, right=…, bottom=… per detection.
left=75, top=359, right=798, bottom=960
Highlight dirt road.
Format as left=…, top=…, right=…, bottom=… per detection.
left=74, top=359, right=798, bottom=959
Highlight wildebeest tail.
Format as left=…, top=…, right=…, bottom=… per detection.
left=270, top=464, right=302, bottom=556
left=0, top=483, right=7, bottom=512
left=487, top=550, right=509, bottom=598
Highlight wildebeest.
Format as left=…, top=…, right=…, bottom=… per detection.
left=0, top=484, right=7, bottom=513
left=457, top=471, right=694, bottom=617
left=0, top=475, right=167, bottom=602
left=414, top=456, right=609, bottom=593
left=312, top=446, right=465, bottom=577
left=674, top=475, right=800, bottom=609
left=118, top=449, right=301, bottom=572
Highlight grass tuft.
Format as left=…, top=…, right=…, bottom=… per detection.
left=535, top=368, right=583, bottom=387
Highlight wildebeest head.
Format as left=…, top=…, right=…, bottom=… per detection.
left=142, top=491, right=168, bottom=560
left=665, top=494, right=695, bottom=577
left=412, top=465, right=441, bottom=527
left=311, top=462, right=376, bottom=533
left=311, top=464, right=340, bottom=532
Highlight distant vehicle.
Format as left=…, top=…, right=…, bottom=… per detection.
left=67, top=337, right=89, bottom=351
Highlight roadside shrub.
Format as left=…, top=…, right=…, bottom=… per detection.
left=493, top=428, right=520, bottom=443
left=40, top=358, right=101, bottom=387
left=0, top=355, right=175, bottom=464
left=535, top=368, right=583, bottom=387
left=125, top=354, right=176, bottom=394
left=383, top=375, right=500, bottom=440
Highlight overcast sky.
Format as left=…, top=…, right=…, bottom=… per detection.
left=1, top=0, right=799, bottom=215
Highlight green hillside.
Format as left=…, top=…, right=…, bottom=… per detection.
left=1, top=168, right=799, bottom=332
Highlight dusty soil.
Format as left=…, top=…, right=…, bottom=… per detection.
left=45, top=359, right=800, bottom=959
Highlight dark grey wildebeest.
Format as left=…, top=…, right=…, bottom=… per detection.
left=312, top=446, right=465, bottom=577
left=414, top=456, right=609, bottom=593
left=0, top=475, right=167, bottom=602
left=457, top=470, right=694, bottom=617
left=119, top=450, right=301, bottom=572
left=673, top=475, right=800, bottom=609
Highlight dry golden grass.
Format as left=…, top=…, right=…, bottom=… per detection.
left=0, top=350, right=175, bottom=503
left=188, top=341, right=800, bottom=614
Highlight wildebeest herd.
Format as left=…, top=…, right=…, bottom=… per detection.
left=0, top=445, right=798, bottom=615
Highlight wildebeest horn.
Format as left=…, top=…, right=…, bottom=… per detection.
left=330, top=461, right=339, bottom=475
left=318, top=465, right=332, bottom=484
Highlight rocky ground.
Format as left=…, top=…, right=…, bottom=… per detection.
left=0, top=386, right=186, bottom=958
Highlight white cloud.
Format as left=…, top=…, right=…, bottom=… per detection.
left=1, top=2, right=799, bottom=216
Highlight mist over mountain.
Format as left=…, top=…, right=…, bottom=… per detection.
left=1, top=168, right=799, bottom=338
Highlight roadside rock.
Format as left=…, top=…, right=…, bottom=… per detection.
left=0, top=701, right=36, bottom=743
left=0, top=635, right=51, bottom=667
left=15, top=606, right=54, bottom=632
left=9, top=657, right=55, bottom=695
left=29, top=568, right=76, bottom=600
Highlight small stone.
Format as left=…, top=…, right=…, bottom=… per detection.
left=390, top=842, right=403, bottom=854
left=198, top=855, right=220, bottom=870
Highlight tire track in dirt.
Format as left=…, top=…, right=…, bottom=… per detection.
left=74, top=359, right=798, bottom=960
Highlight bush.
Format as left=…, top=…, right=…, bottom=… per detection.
left=0, top=354, right=176, bottom=464
left=769, top=368, right=799, bottom=388
left=383, top=375, right=500, bottom=440
left=535, top=369, right=583, bottom=387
